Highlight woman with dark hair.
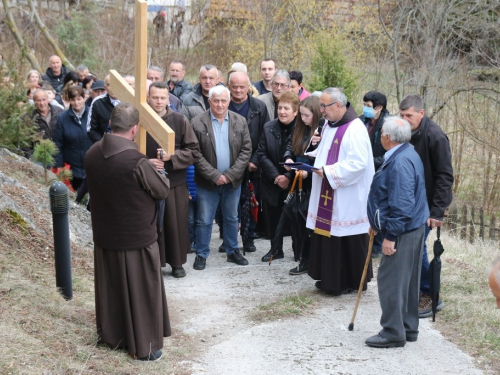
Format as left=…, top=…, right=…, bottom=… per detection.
left=283, top=95, right=325, bottom=274
left=53, top=85, right=92, bottom=192
left=257, top=91, right=299, bottom=262
left=82, top=74, right=97, bottom=106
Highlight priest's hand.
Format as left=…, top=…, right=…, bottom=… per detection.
left=311, top=132, right=321, bottom=146
left=382, top=239, right=396, bottom=256
left=149, top=158, right=165, bottom=171
left=313, top=168, right=324, bottom=179
left=283, top=158, right=294, bottom=171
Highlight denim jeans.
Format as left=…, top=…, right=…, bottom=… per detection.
left=195, top=184, right=241, bottom=258
left=188, top=200, right=197, bottom=244
left=419, top=224, right=431, bottom=294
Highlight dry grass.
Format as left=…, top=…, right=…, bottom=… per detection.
left=250, top=293, right=318, bottom=322
left=429, top=229, right=500, bottom=373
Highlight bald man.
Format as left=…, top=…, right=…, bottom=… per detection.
left=42, top=55, right=70, bottom=94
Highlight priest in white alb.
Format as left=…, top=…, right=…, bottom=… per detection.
left=305, top=87, right=375, bottom=295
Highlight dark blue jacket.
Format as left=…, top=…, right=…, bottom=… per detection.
left=53, top=106, right=92, bottom=179
left=367, top=143, right=429, bottom=242
left=186, top=164, right=197, bottom=202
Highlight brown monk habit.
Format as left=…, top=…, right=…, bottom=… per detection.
left=146, top=107, right=200, bottom=268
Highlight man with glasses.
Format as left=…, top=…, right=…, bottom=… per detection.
left=305, top=87, right=375, bottom=296
left=258, top=70, right=291, bottom=120
left=182, top=64, right=218, bottom=122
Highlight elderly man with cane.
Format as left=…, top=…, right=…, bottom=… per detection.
left=365, top=116, right=429, bottom=348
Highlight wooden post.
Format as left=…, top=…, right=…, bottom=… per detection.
left=479, top=207, right=484, bottom=240
left=109, top=0, right=175, bottom=155
left=469, top=206, right=475, bottom=243
left=461, top=205, right=467, bottom=240
left=490, top=215, right=496, bottom=241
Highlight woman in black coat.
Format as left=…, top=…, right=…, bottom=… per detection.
left=283, top=95, right=324, bottom=274
left=257, top=91, right=300, bottom=261
left=53, top=85, right=92, bottom=192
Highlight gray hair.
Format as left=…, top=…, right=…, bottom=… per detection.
left=382, top=116, right=411, bottom=144
left=271, top=70, right=291, bottom=85
left=76, top=64, right=88, bottom=72
left=32, top=88, right=48, bottom=99
left=199, top=64, right=217, bottom=74
left=399, top=94, right=424, bottom=112
left=148, top=65, right=164, bottom=79
left=230, top=62, right=248, bottom=73
left=123, top=75, right=135, bottom=84
left=228, top=70, right=250, bottom=85
left=208, top=85, right=230, bottom=100
left=323, top=88, right=347, bottom=107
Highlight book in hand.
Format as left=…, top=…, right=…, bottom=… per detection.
left=279, top=162, right=320, bottom=173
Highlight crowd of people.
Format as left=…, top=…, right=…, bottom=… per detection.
left=22, top=55, right=453, bottom=359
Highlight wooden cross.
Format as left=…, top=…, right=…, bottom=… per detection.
left=321, top=190, right=332, bottom=206
left=109, top=0, right=175, bottom=155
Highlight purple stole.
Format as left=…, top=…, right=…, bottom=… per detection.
left=314, top=121, right=353, bottom=237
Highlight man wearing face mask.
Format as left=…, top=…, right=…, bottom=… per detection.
left=360, top=91, right=390, bottom=258
left=360, top=91, right=390, bottom=171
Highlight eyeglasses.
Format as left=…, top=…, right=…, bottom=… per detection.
left=319, top=101, right=339, bottom=109
left=272, top=82, right=290, bottom=88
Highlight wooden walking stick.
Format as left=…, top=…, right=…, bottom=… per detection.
left=348, top=230, right=375, bottom=331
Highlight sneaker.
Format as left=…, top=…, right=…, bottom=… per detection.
left=172, top=266, right=186, bottom=278
left=289, top=262, right=308, bottom=275
left=136, top=349, right=162, bottom=361
left=418, top=294, right=444, bottom=318
left=193, top=255, right=206, bottom=270
left=227, top=249, right=249, bottom=266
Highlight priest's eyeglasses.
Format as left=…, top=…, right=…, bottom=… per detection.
left=319, top=101, right=339, bottom=109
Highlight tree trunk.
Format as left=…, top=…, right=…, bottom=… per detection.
left=27, top=0, right=75, bottom=71
left=2, top=0, right=42, bottom=72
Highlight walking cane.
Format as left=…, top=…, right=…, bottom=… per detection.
left=348, top=230, right=375, bottom=331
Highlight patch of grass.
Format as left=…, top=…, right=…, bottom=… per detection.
left=250, top=293, right=317, bottom=322
left=431, top=230, right=500, bottom=373
left=6, top=209, right=28, bottom=234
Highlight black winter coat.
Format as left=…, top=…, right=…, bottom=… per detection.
left=42, top=65, right=70, bottom=94
left=257, top=118, right=295, bottom=206
left=53, top=106, right=92, bottom=179
left=410, top=115, right=454, bottom=220
left=88, top=94, right=114, bottom=143
left=361, top=109, right=390, bottom=170
left=246, top=95, right=270, bottom=167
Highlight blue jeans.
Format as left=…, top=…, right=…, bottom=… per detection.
left=195, top=184, right=241, bottom=258
left=188, top=200, right=197, bottom=244
left=420, top=224, right=431, bottom=294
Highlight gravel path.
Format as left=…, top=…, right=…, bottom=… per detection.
left=163, top=231, right=483, bottom=375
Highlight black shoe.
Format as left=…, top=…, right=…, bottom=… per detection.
left=365, top=334, right=406, bottom=348
left=261, top=249, right=284, bottom=262
left=243, top=240, right=256, bottom=253
left=406, top=335, right=418, bottom=342
left=289, top=262, right=308, bottom=275
left=193, top=255, right=206, bottom=270
left=227, top=250, right=249, bottom=266
left=172, top=266, right=186, bottom=278
left=218, top=244, right=225, bottom=253
left=315, top=281, right=353, bottom=296
left=137, top=349, right=163, bottom=361
left=371, top=247, right=382, bottom=259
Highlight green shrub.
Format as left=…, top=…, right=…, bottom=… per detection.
left=309, top=30, right=359, bottom=103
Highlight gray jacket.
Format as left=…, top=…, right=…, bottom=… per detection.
left=181, top=83, right=206, bottom=122
left=258, top=92, right=276, bottom=121
left=167, top=79, right=193, bottom=102
left=192, top=110, right=252, bottom=190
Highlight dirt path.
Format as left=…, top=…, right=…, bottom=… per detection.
left=164, top=233, right=483, bottom=375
